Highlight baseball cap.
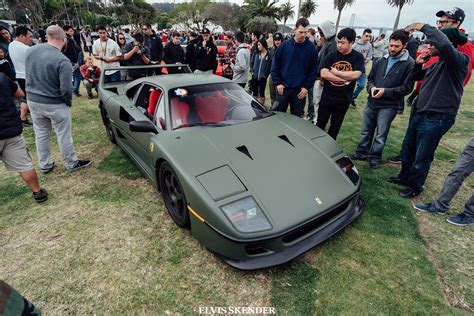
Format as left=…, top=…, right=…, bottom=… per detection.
left=273, top=33, right=283, bottom=41
left=201, top=28, right=211, bottom=34
left=436, top=7, right=465, bottom=23
left=190, top=31, right=198, bottom=37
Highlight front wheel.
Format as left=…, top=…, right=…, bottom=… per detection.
left=159, top=162, right=190, bottom=228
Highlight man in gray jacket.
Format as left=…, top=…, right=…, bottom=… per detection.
left=25, top=25, right=91, bottom=173
left=351, top=29, right=414, bottom=169
left=351, top=28, right=373, bottom=107
left=231, top=31, right=250, bottom=88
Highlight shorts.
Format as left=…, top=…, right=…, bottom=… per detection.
left=16, top=78, right=27, bottom=103
left=0, top=135, right=33, bottom=172
left=251, top=78, right=267, bottom=98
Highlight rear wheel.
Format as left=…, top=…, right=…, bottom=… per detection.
left=159, top=162, right=190, bottom=228
left=101, top=107, right=117, bottom=144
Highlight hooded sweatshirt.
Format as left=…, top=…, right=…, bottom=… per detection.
left=317, top=20, right=337, bottom=74
left=352, top=39, right=373, bottom=63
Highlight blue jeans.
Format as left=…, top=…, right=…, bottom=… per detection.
left=104, top=71, right=121, bottom=83
left=352, top=72, right=366, bottom=101
left=72, top=68, right=82, bottom=94
left=274, top=88, right=305, bottom=117
left=355, top=106, right=398, bottom=163
left=307, top=83, right=315, bottom=115
left=398, top=112, right=456, bottom=192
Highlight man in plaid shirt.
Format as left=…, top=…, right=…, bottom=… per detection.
left=222, top=32, right=237, bottom=80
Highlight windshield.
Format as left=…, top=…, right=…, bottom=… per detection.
left=169, top=82, right=271, bottom=130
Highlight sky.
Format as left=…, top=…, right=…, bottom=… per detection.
left=149, top=0, right=474, bottom=35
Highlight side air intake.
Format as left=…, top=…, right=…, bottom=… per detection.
left=278, top=135, right=294, bottom=147
left=236, top=145, right=253, bottom=160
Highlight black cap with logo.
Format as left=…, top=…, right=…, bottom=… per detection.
left=436, top=7, right=465, bottom=23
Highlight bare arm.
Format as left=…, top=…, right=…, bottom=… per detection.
left=321, top=68, right=347, bottom=83
left=14, top=84, right=25, bottom=99
left=330, top=68, right=362, bottom=81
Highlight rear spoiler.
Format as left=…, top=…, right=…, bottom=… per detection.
left=99, top=64, right=192, bottom=89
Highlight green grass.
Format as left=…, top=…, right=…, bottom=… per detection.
left=0, top=77, right=472, bottom=313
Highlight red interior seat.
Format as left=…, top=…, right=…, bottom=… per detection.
left=195, top=91, right=229, bottom=122
left=147, top=89, right=162, bottom=117
left=171, top=98, right=190, bottom=128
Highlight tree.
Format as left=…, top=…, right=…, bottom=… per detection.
left=333, top=0, right=355, bottom=31
left=299, top=0, right=317, bottom=19
left=244, top=0, right=280, bottom=20
left=202, top=2, right=243, bottom=31
left=169, top=0, right=211, bottom=31
left=279, top=1, right=294, bottom=27
left=387, top=0, right=414, bottom=29
left=245, top=16, right=278, bottom=33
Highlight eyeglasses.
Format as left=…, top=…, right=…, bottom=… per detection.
left=437, top=20, right=456, bottom=25
left=118, top=37, right=125, bottom=40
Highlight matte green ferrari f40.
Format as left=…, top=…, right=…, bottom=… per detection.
left=98, top=65, right=364, bottom=270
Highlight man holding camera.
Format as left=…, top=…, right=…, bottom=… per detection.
left=80, top=57, right=101, bottom=99
left=123, top=33, right=150, bottom=80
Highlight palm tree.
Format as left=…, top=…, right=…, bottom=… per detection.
left=387, top=0, right=414, bottom=29
left=244, top=0, right=280, bottom=20
left=300, top=0, right=318, bottom=19
left=279, top=1, right=294, bottom=26
left=333, top=0, right=355, bottom=31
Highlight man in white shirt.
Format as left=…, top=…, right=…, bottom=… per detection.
left=92, top=25, right=122, bottom=83
left=9, top=26, right=33, bottom=125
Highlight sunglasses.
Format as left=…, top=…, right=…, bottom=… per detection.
left=437, top=19, right=456, bottom=25
left=118, top=37, right=125, bottom=40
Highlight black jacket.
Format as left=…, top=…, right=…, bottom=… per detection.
left=144, top=33, right=163, bottom=62
left=412, top=24, right=469, bottom=116
left=196, top=39, right=217, bottom=72
left=163, top=42, right=184, bottom=74
left=366, top=49, right=415, bottom=108
left=63, top=36, right=81, bottom=64
left=317, top=35, right=337, bottom=75
left=406, top=36, right=418, bottom=60
left=0, top=73, right=22, bottom=140
left=185, top=39, right=199, bottom=71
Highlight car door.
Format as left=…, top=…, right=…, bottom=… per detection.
left=119, top=83, right=163, bottom=179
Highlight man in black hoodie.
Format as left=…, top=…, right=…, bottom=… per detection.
left=63, top=25, right=83, bottom=97
left=163, top=31, right=185, bottom=74
left=388, top=23, right=469, bottom=198
left=185, top=31, right=199, bottom=72
left=195, top=28, right=217, bottom=74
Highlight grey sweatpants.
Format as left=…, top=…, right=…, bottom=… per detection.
left=435, top=137, right=474, bottom=215
left=28, top=101, right=78, bottom=170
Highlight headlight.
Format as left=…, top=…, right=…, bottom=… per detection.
left=336, top=156, right=360, bottom=185
left=221, top=196, right=272, bottom=233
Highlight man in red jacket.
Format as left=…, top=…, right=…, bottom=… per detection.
left=80, top=57, right=101, bottom=99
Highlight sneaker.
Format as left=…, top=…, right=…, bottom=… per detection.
left=68, top=159, right=92, bottom=172
left=447, top=213, right=474, bottom=226
left=32, top=188, right=48, bottom=203
left=350, top=153, right=368, bottom=161
left=413, top=202, right=446, bottom=214
left=88, top=93, right=94, bottom=99
left=388, top=155, right=402, bottom=164
left=73, top=92, right=82, bottom=97
left=40, top=161, right=55, bottom=174
left=21, top=119, right=33, bottom=126
left=304, top=113, right=314, bottom=121
left=368, top=160, right=381, bottom=169
left=399, top=187, right=423, bottom=198
left=350, top=100, right=356, bottom=107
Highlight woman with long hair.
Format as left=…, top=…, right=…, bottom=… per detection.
left=250, top=38, right=272, bottom=106
left=0, top=26, right=12, bottom=62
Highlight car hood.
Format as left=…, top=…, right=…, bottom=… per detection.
left=160, top=113, right=355, bottom=235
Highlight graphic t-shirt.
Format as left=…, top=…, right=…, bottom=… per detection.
left=320, top=49, right=365, bottom=105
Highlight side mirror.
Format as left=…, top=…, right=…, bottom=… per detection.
left=129, top=120, right=158, bottom=134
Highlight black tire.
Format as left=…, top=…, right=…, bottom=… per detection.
left=159, top=162, right=190, bottom=228
left=101, top=107, right=117, bottom=144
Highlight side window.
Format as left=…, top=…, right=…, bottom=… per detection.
left=135, top=84, right=163, bottom=121
left=156, top=97, right=166, bottom=130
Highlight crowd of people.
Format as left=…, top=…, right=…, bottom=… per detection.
left=0, top=6, right=473, bottom=226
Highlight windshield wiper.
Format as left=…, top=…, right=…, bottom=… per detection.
left=174, top=122, right=230, bottom=130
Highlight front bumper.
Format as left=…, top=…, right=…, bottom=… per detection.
left=192, top=193, right=364, bottom=270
